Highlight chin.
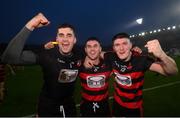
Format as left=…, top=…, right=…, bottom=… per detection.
left=61, top=50, right=71, bottom=54
left=118, top=55, right=127, bottom=60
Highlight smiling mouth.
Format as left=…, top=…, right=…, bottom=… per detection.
left=90, top=51, right=96, bottom=55
left=119, top=52, right=125, bottom=54
left=62, top=43, right=70, bottom=47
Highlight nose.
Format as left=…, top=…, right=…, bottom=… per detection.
left=62, top=37, right=68, bottom=42
left=119, top=45, right=124, bottom=50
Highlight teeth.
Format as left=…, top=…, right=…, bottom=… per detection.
left=90, top=51, right=95, bottom=55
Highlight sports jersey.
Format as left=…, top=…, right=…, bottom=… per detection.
left=105, top=52, right=154, bottom=116
left=79, top=59, right=111, bottom=102
left=1, top=27, right=81, bottom=117
left=79, top=59, right=112, bottom=116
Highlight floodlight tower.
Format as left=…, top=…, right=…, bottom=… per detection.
left=136, top=18, right=143, bottom=25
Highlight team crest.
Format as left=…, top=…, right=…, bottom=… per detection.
left=58, top=69, right=78, bottom=83
left=114, top=72, right=132, bottom=86
left=87, top=75, right=105, bottom=88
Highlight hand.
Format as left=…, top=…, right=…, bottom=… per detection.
left=25, top=13, right=50, bottom=31
left=131, top=46, right=142, bottom=54
left=44, top=41, right=55, bottom=49
left=83, top=56, right=94, bottom=68
left=145, top=39, right=165, bottom=58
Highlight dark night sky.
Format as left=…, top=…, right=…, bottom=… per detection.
left=0, top=0, right=180, bottom=46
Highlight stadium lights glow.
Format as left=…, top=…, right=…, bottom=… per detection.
left=130, top=25, right=178, bottom=38
left=172, top=26, right=176, bottom=29
left=167, top=27, right=171, bottom=30
left=141, top=32, right=145, bottom=36
left=136, top=18, right=143, bottom=24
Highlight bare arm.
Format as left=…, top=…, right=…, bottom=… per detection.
left=145, top=39, right=178, bottom=76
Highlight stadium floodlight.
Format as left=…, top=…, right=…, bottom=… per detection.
left=153, top=30, right=157, bottom=33
left=141, top=32, right=145, bottom=36
left=158, top=29, right=161, bottom=32
left=150, top=31, right=153, bottom=34
left=167, top=27, right=171, bottom=30
left=172, top=26, right=176, bottom=29
left=136, top=18, right=143, bottom=24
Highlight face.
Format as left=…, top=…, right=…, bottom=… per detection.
left=113, top=38, right=132, bottom=61
left=85, top=40, right=102, bottom=60
left=56, top=27, right=76, bottom=54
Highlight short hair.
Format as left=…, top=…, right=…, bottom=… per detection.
left=57, top=23, right=76, bottom=37
left=85, top=37, right=101, bottom=46
left=112, top=32, right=130, bottom=44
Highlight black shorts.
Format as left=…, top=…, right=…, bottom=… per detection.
left=112, top=100, right=142, bottom=117
left=37, top=96, right=77, bottom=117
left=80, top=99, right=111, bottom=117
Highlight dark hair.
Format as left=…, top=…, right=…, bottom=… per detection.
left=57, top=23, right=76, bottom=37
left=112, top=32, right=130, bottom=44
left=85, top=37, right=101, bottom=46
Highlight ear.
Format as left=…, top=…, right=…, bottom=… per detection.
left=73, top=38, right=77, bottom=44
left=100, top=46, right=102, bottom=52
left=129, top=42, right=133, bottom=49
left=56, top=37, right=58, bottom=42
left=85, top=46, right=87, bottom=54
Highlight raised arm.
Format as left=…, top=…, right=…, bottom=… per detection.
left=145, top=39, right=178, bottom=76
left=1, top=13, right=50, bottom=65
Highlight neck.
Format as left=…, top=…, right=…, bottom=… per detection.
left=124, top=51, right=132, bottom=62
left=87, top=57, right=100, bottom=65
left=59, top=49, right=72, bottom=57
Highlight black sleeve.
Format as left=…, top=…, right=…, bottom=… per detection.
left=1, top=27, right=37, bottom=65
left=104, top=51, right=115, bottom=65
left=143, top=55, right=155, bottom=71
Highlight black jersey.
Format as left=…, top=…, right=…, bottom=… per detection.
left=37, top=47, right=80, bottom=101
left=79, top=59, right=111, bottom=102
left=0, top=27, right=81, bottom=116
left=105, top=52, right=154, bottom=109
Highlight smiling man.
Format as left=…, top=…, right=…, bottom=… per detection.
left=1, top=13, right=80, bottom=117
left=104, top=32, right=178, bottom=117
left=79, top=37, right=112, bottom=117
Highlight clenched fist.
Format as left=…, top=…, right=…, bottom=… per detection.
left=145, top=39, right=165, bottom=59
left=25, top=13, right=50, bottom=31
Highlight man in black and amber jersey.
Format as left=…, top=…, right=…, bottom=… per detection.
left=79, top=37, right=112, bottom=117
left=104, top=33, right=178, bottom=117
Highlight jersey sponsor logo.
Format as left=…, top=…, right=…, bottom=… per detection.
left=57, top=58, right=65, bottom=63
left=58, top=69, right=78, bottom=83
left=87, top=75, right=105, bottom=88
left=120, top=65, right=127, bottom=72
left=114, top=61, right=132, bottom=72
left=114, top=72, right=132, bottom=86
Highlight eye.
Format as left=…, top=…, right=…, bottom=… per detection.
left=114, top=44, right=120, bottom=47
left=123, top=42, right=128, bottom=45
left=58, top=33, right=64, bottom=38
left=94, top=44, right=99, bottom=48
left=67, top=33, right=73, bottom=38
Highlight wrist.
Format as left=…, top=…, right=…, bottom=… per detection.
left=158, top=52, right=168, bottom=60
left=25, top=23, right=35, bottom=31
